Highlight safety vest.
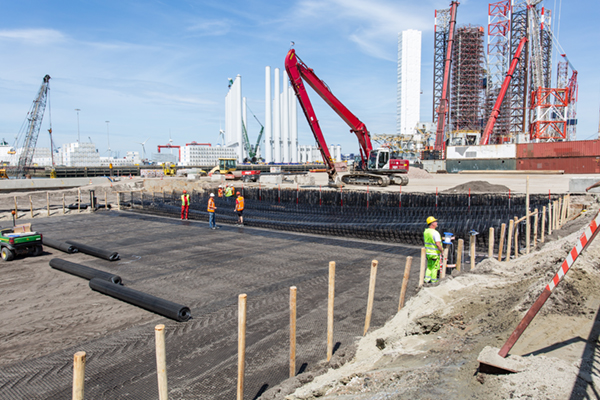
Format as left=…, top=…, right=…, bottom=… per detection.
left=225, top=187, right=233, bottom=197
left=235, top=196, right=244, bottom=211
left=424, top=228, right=441, bottom=257
left=181, top=194, right=189, bottom=206
left=207, top=197, right=216, bottom=212
left=218, top=188, right=223, bottom=197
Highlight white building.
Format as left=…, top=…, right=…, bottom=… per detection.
left=100, top=151, right=142, bottom=167
left=180, top=144, right=237, bottom=166
left=397, top=30, right=422, bottom=136
left=298, top=144, right=342, bottom=163
left=59, top=142, right=101, bottom=167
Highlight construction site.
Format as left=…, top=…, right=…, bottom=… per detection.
left=1, top=1, right=599, bottom=400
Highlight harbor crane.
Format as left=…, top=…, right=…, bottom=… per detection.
left=434, top=1, right=459, bottom=153
left=14, top=75, right=51, bottom=178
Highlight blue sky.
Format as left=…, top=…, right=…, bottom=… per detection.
left=0, top=0, right=598, bottom=158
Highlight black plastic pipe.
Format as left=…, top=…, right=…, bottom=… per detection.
left=89, top=278, right=192, bottom=322
left=50, top=258, right=122, bottom=285
left=66, top=241, right=120, bottom=261
left=43, top=238, right=78, bottom=254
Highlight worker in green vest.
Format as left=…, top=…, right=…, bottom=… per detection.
left=424, top=216, right=443, bottom=284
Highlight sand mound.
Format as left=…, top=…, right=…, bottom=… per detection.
left=442, top=180, right=510, bottom=194
left=408, top=167, right=434, bottom=179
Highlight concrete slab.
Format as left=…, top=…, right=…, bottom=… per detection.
left=0, top=177, right=111, bottom=192
left=569, top=177, right=600, bottom=193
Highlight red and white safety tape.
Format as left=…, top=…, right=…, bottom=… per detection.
left=546, top=211, right=600, bottom=291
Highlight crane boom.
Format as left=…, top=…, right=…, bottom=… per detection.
left=285, top=49, right=373, bottom=183
left=481, top=37, right=528, bottom=145
left=434, top=1, right=459, bottom=152
left=15, top=74, right=51, bottom=178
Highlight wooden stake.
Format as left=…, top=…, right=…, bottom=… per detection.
left=558, top=197, right=563, bottom=228
left=63, top=193, right=66, bottom=214
left=526, top=176, right=530, bottom=254
left=440, top=247, right=449, bottom=279
left=514, top=216, right=519, bottom=259
left=78, top=189, right=81, bottom=213
left=289, top=286, right=297, bottom=378
left=398, top=256, right=412, bottom=311
left=548, top=203, right=553, bottom=236
left=155, top=324, right=168, bottom=400
left=533, top=209, right=538, bottom=248
left=327, top=261, right=335, bottom=361
left=541, top=206, right=546, bottom=243
left=469, top=234, right=476, bottom=270
left=498, top=223, right=506, bottom=261
left=47, top=192, right=50, bottom=216
left=237, top=294, right=247, bottom=400
left=506, top=219, right=514, bottom=260
left=105, top=191, right=108, bottom=209
left=554, top=200, right=559, bottom=230
left=488, top=227, right=495, bottom=258
left=14, top=197, right=18, bottom=220
left=456, top=239, right=463, bottom=272
left=29, top=195, right=34, bottom=218
left=72, top=351, right=86, bottom=400
left=418, top=248, right=426, bottom=287
left=363, top=260, right=378, bottom=336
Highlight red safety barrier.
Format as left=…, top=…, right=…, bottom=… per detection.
left=498, top=210, right=600, bottom=358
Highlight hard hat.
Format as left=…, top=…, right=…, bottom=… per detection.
left=236, top=192, right=240, bottom=195
left=426, top=216, right=437, bottom=225
left=210, top=193, right=215, bottom=197
left=183, top=190, right=187, bottom=194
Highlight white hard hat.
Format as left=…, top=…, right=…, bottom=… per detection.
left=210, top=193, right=215, bottom=197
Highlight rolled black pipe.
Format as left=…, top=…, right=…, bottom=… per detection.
left=66, top=241, right=120, bottom=261
left=43, top=238, right=78, bottom=254
left=50, top=258, right=122, bottom=285
left=89, top=278, right=191, bottom=322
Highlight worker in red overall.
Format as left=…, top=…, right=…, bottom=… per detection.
left=235, top=191, right=245, bottom=225
left=181, top=190, right=190, bottom=220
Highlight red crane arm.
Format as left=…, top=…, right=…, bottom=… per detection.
left=481, top=37, right=528, bottom=145
left=285, top=49, right=373, bottom=174
left=434, top=1, right=459, bottom=152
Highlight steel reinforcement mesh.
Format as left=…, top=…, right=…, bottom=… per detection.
left=120, top=189, right=558, bottom=254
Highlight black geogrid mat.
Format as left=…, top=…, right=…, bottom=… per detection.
left=124, top=189, right=557, bottom=254
left=0, top=212, right=420, bottom=399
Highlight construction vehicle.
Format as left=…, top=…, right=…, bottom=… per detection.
left=285, top=49, right=409, bottom=187
left=162, top=162, right=176, bottom=176
left=0, top=169, right=8, bottom=179
left=209, top=158, right=261, bottom=182
left=0, top=223, right=43, bottom=261
left=14, top=75, right=51, bottom=178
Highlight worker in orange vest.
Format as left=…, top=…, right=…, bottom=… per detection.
left=235, top=191, right=245, bottom=225
left=207, top=193, right=218, bottom=229
left=181, top=190, right=190, bottom=220
left=218, top=185, right=223, bottom=197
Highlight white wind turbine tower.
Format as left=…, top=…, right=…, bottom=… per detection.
left=137, top=137, right=150, bottom=159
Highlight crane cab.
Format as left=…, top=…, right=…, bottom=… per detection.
left=367, top=148, right=409, bottom=173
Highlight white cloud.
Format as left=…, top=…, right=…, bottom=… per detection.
left=0, top=29, right=66, bottom=45
left=296, top=0, right=432, bottom=60
left=186, top=19, right=231, bottom=36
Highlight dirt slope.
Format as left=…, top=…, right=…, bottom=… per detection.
left=258, top=203, right=600, bottom=399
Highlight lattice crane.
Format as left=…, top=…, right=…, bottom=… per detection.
left=14, top=75, right=51, bottom=178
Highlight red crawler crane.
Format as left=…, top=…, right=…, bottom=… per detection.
left=285, top=49, right=409, bottom=187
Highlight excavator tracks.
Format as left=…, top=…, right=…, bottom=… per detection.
left=341, top=173, right=408, bottom=187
